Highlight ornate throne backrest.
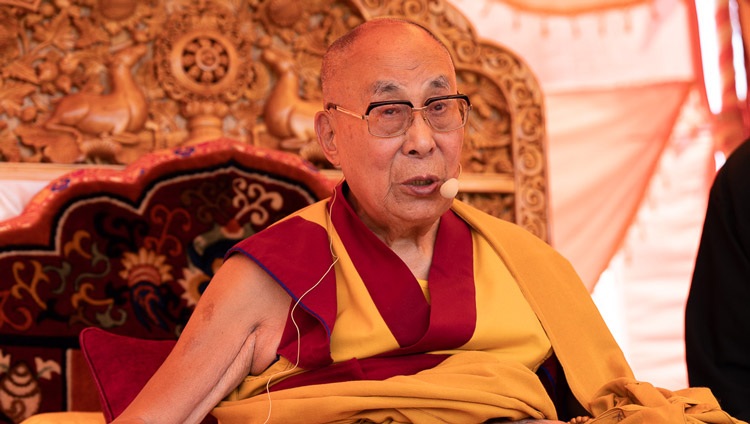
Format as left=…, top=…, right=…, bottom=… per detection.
left=0, top=139, right=333, bottom=421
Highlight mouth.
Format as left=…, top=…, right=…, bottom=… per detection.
left=409, top=178, right=436, bottom=186
left=402, top=176, right=441, bottom=195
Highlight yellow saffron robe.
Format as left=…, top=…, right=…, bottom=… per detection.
left=213, top=187, right=742, bottom=424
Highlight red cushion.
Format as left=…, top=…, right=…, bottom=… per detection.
left=79, top=327, right=216, bottom=423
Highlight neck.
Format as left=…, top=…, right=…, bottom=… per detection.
left=364, top=215, right=440, bottom=281
left=387, top=228, right=438, bottom=281
left=335, top=182, right=442, bottom=279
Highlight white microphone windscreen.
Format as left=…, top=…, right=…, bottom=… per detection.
left=439, top=178, right=459, bottom=199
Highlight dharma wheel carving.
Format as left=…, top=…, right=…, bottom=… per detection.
left=166, top=33, right=238, bottom=95
left=0, top=0, right=549, bottom=241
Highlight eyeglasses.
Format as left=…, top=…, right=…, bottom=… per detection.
left=326, top=94, right=471, bottom=138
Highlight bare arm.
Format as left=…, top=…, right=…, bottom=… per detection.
left=112, top=255, right=291, bottom=424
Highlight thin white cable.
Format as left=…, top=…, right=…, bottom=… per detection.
left=261, top=189, right=340, bottom=424
left=261, top=256, right=338, bottom=423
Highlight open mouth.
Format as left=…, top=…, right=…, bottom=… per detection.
left=403, top=176, right=441, bottom=195
left=409, top=178, right=436, bottom=186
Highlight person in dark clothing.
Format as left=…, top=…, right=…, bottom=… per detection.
left=686, top=137, right=750, bottom=421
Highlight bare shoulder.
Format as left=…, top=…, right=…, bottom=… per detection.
left=179, top=253, right=292, bottom=374
left=197, top=254, right=290, bottom=315
left=181, top=254, right=292, bottom=354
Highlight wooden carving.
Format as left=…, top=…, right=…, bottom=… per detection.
left=261, top=46, right=322, bottom=161
left=41, top=43, right=149, bottom=162
left=0, top=0, right=548, bottom=240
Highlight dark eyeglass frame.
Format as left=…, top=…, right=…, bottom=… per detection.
left=326, top=93, right=471, bottom=138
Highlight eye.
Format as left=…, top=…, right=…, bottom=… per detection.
left=427, top=100, right=449, bottom=114
left=372, top=104, right=408, bottom=119
left=382, top=106, right=401, bottom=116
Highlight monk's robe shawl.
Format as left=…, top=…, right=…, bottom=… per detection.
left=215, top=185, right=555, bottom=422
left=453, top=202, right=743, bottom=424
left=213, top=185, right=742, bottom=423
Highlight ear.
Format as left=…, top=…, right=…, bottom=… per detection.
left=315, top=110, right=340, bottom=168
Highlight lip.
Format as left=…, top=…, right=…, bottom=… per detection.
left=401, top=175, right=442, bottom=195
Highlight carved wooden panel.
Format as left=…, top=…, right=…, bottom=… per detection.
left=0, top=0, right=549, bottom=241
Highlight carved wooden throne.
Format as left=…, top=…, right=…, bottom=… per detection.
left=0, top=0, right=549, bottom=422
left=0, top=0, right=548, bottom=240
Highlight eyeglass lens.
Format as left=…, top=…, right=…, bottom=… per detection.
left=368, top=98, right=468, bottom=137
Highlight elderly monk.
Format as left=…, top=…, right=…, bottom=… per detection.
left=111, top=18, right=743, bottom=424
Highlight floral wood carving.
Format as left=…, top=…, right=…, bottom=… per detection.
left=0, top=0, right=548, bottom=240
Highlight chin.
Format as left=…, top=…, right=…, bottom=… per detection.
left=398, top=197, right=452, bottom=221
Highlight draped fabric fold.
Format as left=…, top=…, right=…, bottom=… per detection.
left=546, top=82, right=693, bottom=289
left=214, top=351, right=556, bottom=424
left=588, top=377, right=739, bottom=423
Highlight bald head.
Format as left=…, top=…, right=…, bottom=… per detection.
left=320, top=18, right=455, bottom=103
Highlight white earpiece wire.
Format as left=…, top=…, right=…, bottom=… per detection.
left=261, top=188, right=340, bottom=423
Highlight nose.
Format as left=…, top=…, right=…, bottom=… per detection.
left=402, top=110, right=436, bottom=156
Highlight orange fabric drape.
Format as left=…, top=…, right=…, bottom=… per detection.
left=546, top=82, right=693, bottom=289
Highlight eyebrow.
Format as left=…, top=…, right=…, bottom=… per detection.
left=369, top=75, right=452, bottom=97
left=430, top=76, right=451, bottom=90
left=370, top=81, right=401, bottom=96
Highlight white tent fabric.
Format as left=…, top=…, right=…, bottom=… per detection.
left=448, top=0, right=701, bottom=287
left=546, top=82, right=692, bottom=286
left=0, top=179, right=47, bottom=222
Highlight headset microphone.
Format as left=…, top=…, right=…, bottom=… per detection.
left=439, top=177, right=459, bottom=199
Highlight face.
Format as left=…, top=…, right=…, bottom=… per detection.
left=316, top=23, right=464, bottom=232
